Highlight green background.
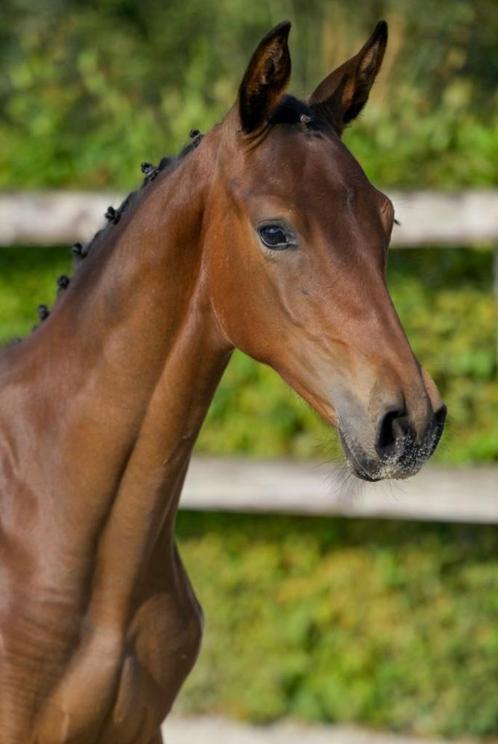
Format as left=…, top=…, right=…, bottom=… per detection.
left=1, top=245, right=496, bottom=465
left=0, top=0, right=497, bottom=464
left=176, top=512, right=498, bottom=739
left=1, top=0, right=497, bottom=738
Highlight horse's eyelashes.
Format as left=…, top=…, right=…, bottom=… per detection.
left=257, top=223, right=296, bottom=250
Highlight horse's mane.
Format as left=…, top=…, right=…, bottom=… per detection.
left=22, top=129, right=204, bottom=338
left=6, top=94, right=320, bottom=346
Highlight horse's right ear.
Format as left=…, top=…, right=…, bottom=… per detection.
left=309, top=21, right=388, bottom=135
left=238, top=21, right=292, bottom=134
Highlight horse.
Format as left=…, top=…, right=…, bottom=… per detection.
left=0, top=19, right=446, bottom=744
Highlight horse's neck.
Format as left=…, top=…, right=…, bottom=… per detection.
left=0, top=145, right=229, bottom=604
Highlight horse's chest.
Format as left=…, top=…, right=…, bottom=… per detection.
left=112, top=591, right=203, bottom=724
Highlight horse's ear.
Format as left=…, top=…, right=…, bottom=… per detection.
left=309, top=20, right=388, bottom=135
left=238, top=21, right=292, bottom=134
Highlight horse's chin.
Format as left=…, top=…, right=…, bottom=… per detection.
left=338, top=429, right=424, bottom=483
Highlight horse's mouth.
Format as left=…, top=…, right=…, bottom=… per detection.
left=338, top=414, right=445, bottom=482
left=338, top=432, right=383, bottom=482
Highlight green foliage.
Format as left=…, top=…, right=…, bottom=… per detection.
left=0, top=2, right=496, bottom=466
left=388, top=249, right=498, bottom=463
left=0, top=6, right=497, bottom=737
left=0, top=246, right=496, bottom=464
left=0, top=0, right=496, bottom=188
left=347, top=102, right=498, bottom=188
left=197, top=247, right=498, bottom=465
left=175, top=512, right=498, bottom=738
left=0, top=247, right=71, bottom=341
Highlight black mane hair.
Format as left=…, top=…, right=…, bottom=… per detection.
left=22, top=130, right=205, bottom=336
left=73, top=128, right=204, bottom=269
left=23, top=98, right=321, bottom=339
left=270, top=94, right=325, bottom=132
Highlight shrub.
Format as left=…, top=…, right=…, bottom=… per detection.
left=175, top=511, right=498, bottom=739
left=0, top=246, right=496, bottom=464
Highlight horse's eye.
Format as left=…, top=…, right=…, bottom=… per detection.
left=258, top=224, right=292, bottom=250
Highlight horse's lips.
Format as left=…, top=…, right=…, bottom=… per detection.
left=338, top=430, right=381, bottom=482
left=338, top=427, right=426, bottom=482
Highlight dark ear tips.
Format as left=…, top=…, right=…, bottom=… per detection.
left=309, top=19, right=388, bottom=135
left=269, top=20, right=292, bottom=42
left=355, top=19, right=388, bottom=92
left=238, top=20, right=292, bottom=134
left=366, top=20, right=388, bottom=59
left=360, top=20, right=388, bottom=68
left=252, top=20, right=291, bottom=53
left=373, top=20, right=388, bottom=38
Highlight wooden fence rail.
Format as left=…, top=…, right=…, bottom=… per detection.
left=2, top=189, right=497, bottom=350
left=0, top=190, right=498, bottom=247
left=0, top=191, right=497, bottom=522
left=181, top=458, right=498, bottom=525
left=0, top=190, right=497, bottom=369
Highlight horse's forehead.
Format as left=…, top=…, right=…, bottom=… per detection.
left=238, top=129, right=370, bottom=205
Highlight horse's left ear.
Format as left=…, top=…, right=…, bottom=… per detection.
left=238, top=21, right=292, bottom=134
left=309, top=20, right=388, bottom=135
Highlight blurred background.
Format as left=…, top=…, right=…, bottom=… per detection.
left=0, top=0, right=497, bottom=740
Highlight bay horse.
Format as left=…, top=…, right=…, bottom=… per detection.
left=0, top=20, right=446, bottom=744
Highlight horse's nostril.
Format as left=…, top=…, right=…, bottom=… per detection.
left=434, top=404, right=447, bottom=429
left=426, top=403, right=447, bottom=457
left=376, top=408, right=409, bottom=458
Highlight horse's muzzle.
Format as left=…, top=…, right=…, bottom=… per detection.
left=340, top=404, right=447, bottom=481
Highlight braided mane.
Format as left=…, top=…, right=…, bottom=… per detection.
left=14, top=94, right=319, bottom=341
left=31, top=130, right=204, bottom=332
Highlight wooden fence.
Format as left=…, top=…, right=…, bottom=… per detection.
left=181, top=458, right=498, bottom=525
left=0, top=190, right=497, bottom=247
left=0, top=190, right=497, bottom=523
left=2, top=189, right=497, bottom=350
